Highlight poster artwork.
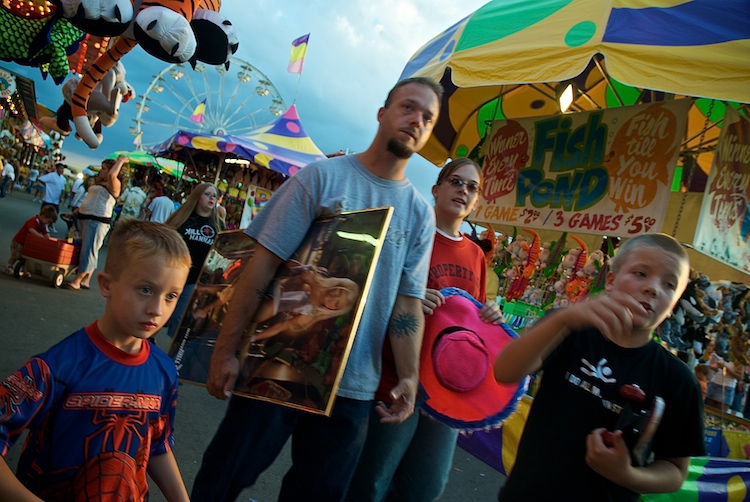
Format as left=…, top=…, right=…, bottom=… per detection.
left=169, top=207, right=394, bottom=415
left=693, top=107, right=750, bottom=275
left=473, top=100, right=691, bottom=237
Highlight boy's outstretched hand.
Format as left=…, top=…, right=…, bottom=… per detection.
left=563, top=291, right=647, bottom=342
left=585, top=428, right=633, bottom=486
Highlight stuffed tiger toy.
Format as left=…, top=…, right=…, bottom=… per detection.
left=59, top=0, right=238, bottom=148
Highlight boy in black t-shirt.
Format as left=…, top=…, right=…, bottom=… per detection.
left=495, top=233, right=705, bottom=501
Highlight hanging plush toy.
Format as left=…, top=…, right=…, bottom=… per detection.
left=57, top=0, right=239, bottom=148
left=564, top=236, right=589, bottom=302
left=0, top=6, right=85, bottom=83
left=39, top=60, right=135, bottom=143
left=504, top=228, right=540, bottom=301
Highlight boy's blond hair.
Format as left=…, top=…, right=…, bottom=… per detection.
left=609, top=233, right=689, bottom=273
left=105, top=218, right=191, bottom=279
left=39, top=205, right=58, bottom=223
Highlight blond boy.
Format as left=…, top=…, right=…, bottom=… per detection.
left=0, top=219, right=191, bottom=501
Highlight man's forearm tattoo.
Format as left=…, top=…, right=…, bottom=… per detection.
left=390, top=313, right=419, bottom=338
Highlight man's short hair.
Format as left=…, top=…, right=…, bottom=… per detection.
left=55, top=163, right=65, bottom=170
left=39, top=205, right=58, bottom=223
left=384, top=77, right=444, bottom=108
left=105, top=218, right=191, bottom=279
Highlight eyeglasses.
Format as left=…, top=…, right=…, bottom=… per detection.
left=442, top=176, right=480, bottom=193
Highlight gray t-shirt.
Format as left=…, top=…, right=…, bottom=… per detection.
left=246, top=155, right=435, bottom=400
left=148, top=196, right=175, bottom=224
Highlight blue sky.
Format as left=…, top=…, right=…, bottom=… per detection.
left=6, top=0, right=488, bottom=200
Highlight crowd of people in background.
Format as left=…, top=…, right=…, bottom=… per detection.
left=1, top=154, right=228, bottom=286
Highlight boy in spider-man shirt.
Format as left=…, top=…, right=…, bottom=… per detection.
left=0, top=219, right=192, bottom=502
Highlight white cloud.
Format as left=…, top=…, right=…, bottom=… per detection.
left=335, top=16, right=364, bottom=47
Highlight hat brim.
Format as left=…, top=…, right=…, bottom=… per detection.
left=418, top=287, right=528, bottom=430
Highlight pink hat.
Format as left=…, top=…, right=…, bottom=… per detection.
left=418, top=288, right=528, bottom=430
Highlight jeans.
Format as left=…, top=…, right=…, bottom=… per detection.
left=732, top=384, right=746, bottom=413
left=347, top=405, right=458, bottom=502
left=78, top=219, right=110, bottom=274
left=707, top=381, right=735, bottom=406
left=165, top=283, right=194, bottom=339
left=191, top=395, right=370, bottom=502
left=0, top=175, right=11, bottom=197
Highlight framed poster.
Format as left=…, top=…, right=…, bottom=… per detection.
left=169, top=207, right=394, bottom=416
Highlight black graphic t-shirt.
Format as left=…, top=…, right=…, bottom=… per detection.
left=500, top=326, right=706, bottom=502
left=179, top=213, right=218, bottom=284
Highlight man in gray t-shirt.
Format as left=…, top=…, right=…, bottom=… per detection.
left=193, top=77, right=444, bottom=502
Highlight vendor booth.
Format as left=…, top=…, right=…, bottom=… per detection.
left=106, top=150, right=194, bottom=185
left=150, top=104, right=325, bottom=229
left=401, top=0, right=750, bottom=499
left=0, top=65, right=64, bottom=182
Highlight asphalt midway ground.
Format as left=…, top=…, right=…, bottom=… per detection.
left=0, top=189, right=505, bottom=501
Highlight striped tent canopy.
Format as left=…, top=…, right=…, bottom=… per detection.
left=400, top=0, right=750, bottom=178
left=105, top=150, right=194, bottom=181
left=150, top=105, right=326, bottom=177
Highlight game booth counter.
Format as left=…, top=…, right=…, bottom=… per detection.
left=399, top=0, right=750, bottom=498
left=149, top=105, right=327, bottom=229
left=463, top=220, right=750, bottom=499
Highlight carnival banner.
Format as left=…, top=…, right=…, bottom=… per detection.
left=693, top=107, right=750, bottom=275
left=472, top=101, right=691, bottom=237
left=239, top=185, right=273, bottom=229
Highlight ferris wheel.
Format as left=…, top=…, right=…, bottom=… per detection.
left=132, top=56, right=286, bottom=149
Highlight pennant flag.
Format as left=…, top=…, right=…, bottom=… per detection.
left=287, top=34, right=310, bottom=74
left=132, top=130, right=142, bottom=147
left=190, top=99, right=207, bottom=123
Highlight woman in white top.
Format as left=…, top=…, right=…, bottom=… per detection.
left=63, top=155, right=128, bottom=290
